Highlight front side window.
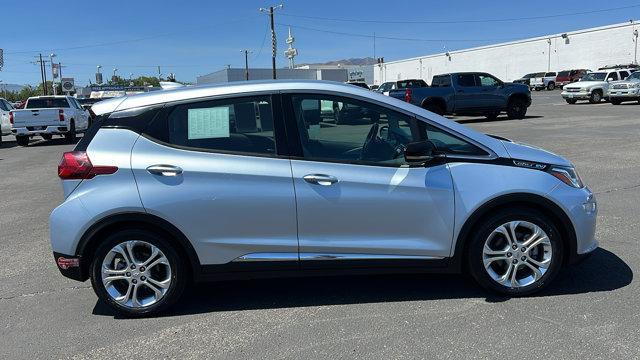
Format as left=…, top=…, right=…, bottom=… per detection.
left=619, top=71, right=629, bottom=79
left=291, top=95, right=416, bottom=166
left=478, top=74, right=499, bottom=87
left=165, top=96, right=276, bottom=155
left=607, top=72, right=619, bottom=81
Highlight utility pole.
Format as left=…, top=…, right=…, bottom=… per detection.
left=34, top=54, right=48, bottom=95
left=241, top=49, right=253, bottom=81
left=547, top=38, right=552, bottom=72
left=157, top=66, right=162, bottom=80
left=634, top=29, right=639, bottom=65
left=259, top=4, right=283, bottom=79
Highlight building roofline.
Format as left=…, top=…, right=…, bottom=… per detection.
left=377, top=20, right=639, bottom=66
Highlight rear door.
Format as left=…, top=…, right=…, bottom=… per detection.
left=453, top=73, right=483, bottom=111
left=283, top=92, right=455, bottom=263
left=131, top=94, right=299, bottom=266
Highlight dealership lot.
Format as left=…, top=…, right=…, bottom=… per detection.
left=0, top=90, right=638, bottom=359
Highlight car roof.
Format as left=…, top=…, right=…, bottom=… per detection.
left=92, top=80, right=393, bottom=115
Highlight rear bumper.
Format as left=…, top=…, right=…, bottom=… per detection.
left=53, top=252, right=87, bottom=281
left=12, top=125, right=69, bottom=136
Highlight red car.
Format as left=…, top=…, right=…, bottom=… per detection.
left=556, top=69, right=589, bottom=88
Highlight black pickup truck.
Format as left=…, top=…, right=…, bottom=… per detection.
left=388, top=72, right=531, bottom=120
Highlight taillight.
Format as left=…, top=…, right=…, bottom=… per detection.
left=59, top=109, right=65, bottom=121
left=8, top=111, right=13, bottom=124
left=404, top=88, right=412, bottom=103
left=58, top=151, right=118, bottom=180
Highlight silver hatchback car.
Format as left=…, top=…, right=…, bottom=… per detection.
left=50, top=80, right=598, bottom=316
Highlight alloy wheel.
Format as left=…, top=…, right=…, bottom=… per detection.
left=482, top=221, right=552, bottom=289
left=101, top=240, right=172, bottom=308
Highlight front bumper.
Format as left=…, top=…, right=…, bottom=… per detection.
left=12, top=125, right=69, bottom=136
left=547, top=185, right=598, bottom=263
left=608, top=88, right=640, bottom=99
left=561, top=91, right=590, bottom=100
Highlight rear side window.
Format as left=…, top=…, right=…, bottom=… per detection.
left=26, top=98, right=70, bottom=108
left=432, top=75, right=451, bottom=87
left=164, top=96, right=276, bottom=156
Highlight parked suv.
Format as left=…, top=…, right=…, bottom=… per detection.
left=607, top=70, right=640, bottom=104
left=561, top=68, right=634, bottom=104
left=555, top=69, right=589, bottom=88
left=50, top=81, right=598, bottom=316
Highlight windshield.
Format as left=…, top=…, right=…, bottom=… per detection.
left=626, top=71, right=640, bottom=81
left=522, top=73, right=536, bottom=79
left=581, top=73, right=606, bottom=81
left=26, top=98, right=70, bottom=109
left=377, top=82, right=393, bottom=92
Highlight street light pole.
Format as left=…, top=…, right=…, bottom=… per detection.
left=259, top=4, right=283, bottom=79
left=50, top=53, right=57, bottom=95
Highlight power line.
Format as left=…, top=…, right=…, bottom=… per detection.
left=279, top=4, right=640, bottom=24
left=277, top=22, right=516, bottom=43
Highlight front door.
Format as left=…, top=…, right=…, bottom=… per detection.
left=284, top=93, right=456, bottom=262
left=131, top=95, right=298, bottom=266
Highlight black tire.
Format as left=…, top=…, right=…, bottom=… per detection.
left=610, top=98, right=622, bottom=105
left=588, top=90, right=602, bottom=104
left=506, top=98, right=527, bottom=119
left=41, top=134, right=53, bottom=141
left=65, top=120, right=76, bottom=143
left=424, top=102, right=445, bottom=116
left=467, top=207, right=564, bottom=296
left=485, top=111, right=500, bottom=121
left=16, top=135, right=29, bottom=147
left=565, top=99, right=577, bottom=104
left=90, top=229, right=187, bottom=317
left=547, top=82, right=555, bottom=91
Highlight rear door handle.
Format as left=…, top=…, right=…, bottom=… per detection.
left=303, top=174, right=338, bottom=186
left=147, top=164, right=183, bottom=177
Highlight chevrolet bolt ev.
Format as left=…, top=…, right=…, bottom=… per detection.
left=50, top=81, right=598, bottom=316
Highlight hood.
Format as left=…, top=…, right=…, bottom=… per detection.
left=500, top=140, right=571, bottom=167
left=565, top=81, right=604, bottom=88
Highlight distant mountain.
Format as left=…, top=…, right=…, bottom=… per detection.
left=299, top=57, right=377, bottom=67
left=1, top=83, right=27, bottom=93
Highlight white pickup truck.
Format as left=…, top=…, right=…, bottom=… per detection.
left=0, top=98, right=15, bottom=145
left=10, top=96, right=90, bottom=146
left=530, top=72, right=557, bottom=91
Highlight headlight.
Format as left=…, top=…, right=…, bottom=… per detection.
left=629, top=82, right=640, bottom=88
left=549, top=166, right=584, bottom=188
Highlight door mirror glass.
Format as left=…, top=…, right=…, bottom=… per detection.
left=404, top=140, right=437, bottom=165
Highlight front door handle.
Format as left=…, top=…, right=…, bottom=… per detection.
left=303, top=174, right=338, bottom=186
left=147, top=164, right=183, bottom=177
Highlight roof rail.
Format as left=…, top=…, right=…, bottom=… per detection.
left=597, top=64, right=640, bottom=70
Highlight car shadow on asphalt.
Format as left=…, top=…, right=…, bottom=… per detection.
left=456, top=115, right=543, bottom=124
left=92, top=248, right=632, bottom=319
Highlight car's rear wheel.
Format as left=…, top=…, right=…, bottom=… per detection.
left=589, top=90, right=602, bottom=104
left=41, top=134, right=53, bottom=141
left=506, top=98, right=527, bottom=119
left=423, top=102, right=445, bottom=116
left=90, top=229, right=187, bottom=317
left=16, top=135, right=29, bottom=147
left=467, top=207, right=564, bottom=296
left=485, top=111, right=500, bottom=121
left=565, top=99, right=577, bottom=104
left=547, top=82, right=555, bottom=91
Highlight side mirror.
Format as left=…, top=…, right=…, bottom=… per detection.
left=607, top=78, right=613, bottom=82
left=404, top=140, right=438, bottom=165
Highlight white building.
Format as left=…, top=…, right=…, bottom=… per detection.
left=374, top=21, right=640, bottom=84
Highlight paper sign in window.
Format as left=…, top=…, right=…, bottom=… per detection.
left=187, top=107, right=230, bottom=139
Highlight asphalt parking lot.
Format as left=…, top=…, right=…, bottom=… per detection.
left=1, top=90, right=638, bottom=360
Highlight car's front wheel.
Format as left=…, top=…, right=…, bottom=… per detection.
left=506, top=98, right=527, bottom=119
left=467, top=208, right=563, bottom=296
left=589, top=90, right=602, bottom=104
left=565, top=99, right=577, bottom=104
left=90, top=229, right=187, bottom=317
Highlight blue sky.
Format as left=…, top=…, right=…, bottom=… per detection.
left=2, top=0, right=639, bottom=86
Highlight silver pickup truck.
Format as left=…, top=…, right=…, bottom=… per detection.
left=10, top=96, right=90, bottom=146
